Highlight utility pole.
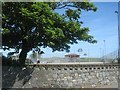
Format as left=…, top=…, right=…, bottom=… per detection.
left=78, top=48, right=83, bottom=57
left=99, top=48, right=102, bottom=60
left=118, top=2, right=120, bottom=90
left=115, top=2, right=120, bottom=90
left=88, top=48, right=90, bottom=62
left=115, top=1, right=120, bottom=63
left=118, top=1, right=120, bottom=63
left=103, top=40, right=106, bottom=62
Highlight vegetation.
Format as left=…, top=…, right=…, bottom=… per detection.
left=2, top=2, right=97, bottom=65
left=2, top=55, right=20, bottom=66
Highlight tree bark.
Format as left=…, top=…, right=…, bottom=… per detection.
left=19, top=49, right=29, bottom=66
left=19, top=39, right=30, bottom=66
left=118, top=58, right=120, bottom=63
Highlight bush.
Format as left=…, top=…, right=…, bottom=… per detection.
left=2, top=55, right=20, bottom=66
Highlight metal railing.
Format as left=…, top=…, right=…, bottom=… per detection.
left=101, top=50, right=118, bottom=62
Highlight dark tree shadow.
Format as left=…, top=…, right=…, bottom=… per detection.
left=2, top=66, right=34, bottom=89
left=2, top=57, right=34, bottom=89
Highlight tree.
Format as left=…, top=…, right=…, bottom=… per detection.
left=83, top=53, right=87, bottom=56
left=78, top=48, right=83, bottom=54
left=2, top=2, right=97, bottom=65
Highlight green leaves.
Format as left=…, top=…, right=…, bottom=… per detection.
left=2, top=28, right=10, bottom=34
left=66, top=9, right=81, bottom=21
left=2, top=2, right=97, bottom=54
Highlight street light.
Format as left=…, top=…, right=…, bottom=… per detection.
left=99, top=48, right=102, bottom=59
left=88, top=48, right=90, bottom=62
left=115, top=1, right=120, bottom=63
left=103, top=40, right=106, bottom=62
left=78, top=48, right=83, bottom=56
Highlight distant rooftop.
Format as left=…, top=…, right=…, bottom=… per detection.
left=65, top=53, right=80, bottom=58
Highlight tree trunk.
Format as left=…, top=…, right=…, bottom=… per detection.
left=118, top=58, right=120, bottom=63
left=19, top=49, right=29, bottom=66
left=19, top=39, right=30, bottom=66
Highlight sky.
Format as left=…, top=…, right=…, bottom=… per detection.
left=41, top=2, right=118, bottom=58
left=1, top=2, right=119, bottom=58
left=40, top=2, right=118, bottom=58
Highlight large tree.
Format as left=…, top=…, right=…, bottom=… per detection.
left=2, top=2, right=97, bottom=65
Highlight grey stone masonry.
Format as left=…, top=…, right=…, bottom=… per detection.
left=2, top=63, right=120, bottom=88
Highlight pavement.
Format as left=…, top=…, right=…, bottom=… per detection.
left=98, top=83, right=118, bottom=88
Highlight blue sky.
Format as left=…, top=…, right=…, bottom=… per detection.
left=2, top=2, right=119, bottom=58
left=41, top=2, right=118, bottom=58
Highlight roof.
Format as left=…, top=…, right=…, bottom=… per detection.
left=65, top=53, right=80, bottom=56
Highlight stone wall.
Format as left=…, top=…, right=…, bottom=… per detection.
left=2, top=63, right=120, bottom=88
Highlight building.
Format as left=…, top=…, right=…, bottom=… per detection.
left=65, top=54, right=80, bottom=58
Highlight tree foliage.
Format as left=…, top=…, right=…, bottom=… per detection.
left=2, top=2, right=97, bottom=65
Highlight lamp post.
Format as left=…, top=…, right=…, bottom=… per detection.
left=99, top=48, right=102, bottom=60
left=103, top=40, right=106, bottom=62
left=88, top=48, right=90, bottom=62
left=118, top=1, right=120, bottom=63
left=116, top=2, right=120, bottom=90
left=78, top=48, right=83, bottom=57
left=115, top=1, right=120, bottom=63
